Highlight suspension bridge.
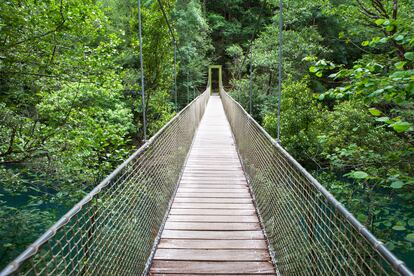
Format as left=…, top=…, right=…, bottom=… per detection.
left=1, top=68, right=413, bottom=275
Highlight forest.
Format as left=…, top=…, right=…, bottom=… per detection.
left=0, top=0, right=413, bottom=271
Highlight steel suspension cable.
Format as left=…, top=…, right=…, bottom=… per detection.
left=174, top=44, right=177, bottom=110
left=186, top=71, right=190, bottom=104
left=249, top=47, right=253, bottom=115
left=277, top=0, right=283, bottom=143
left=157, top=0, right=178, bottom=111
left=138, top=0, right=147, bottom=140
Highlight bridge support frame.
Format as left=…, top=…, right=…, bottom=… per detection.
left=208, top=65, right=222, bottom=94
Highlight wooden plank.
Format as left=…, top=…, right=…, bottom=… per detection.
left=183, top=172, right=243, bottom=175
left=184, top=165, right=242, bottom=168
left=176, top=193, right=251, bottom=198
left=179, top=182, right=247, bottom=186
left=180, top=177, right=246, bottom=181
left=154, top=249, right=270, bottom=261
left=184, top=161, right=240, bottom=165
left=176, top=189, right=249, bottom=195
left=169, top=209, right=256, bottom=216
left=172, top=203, right=254, bottom=210
left=180, top=181, right=247, bottom=184
left=150, top=261, right=275, bottom=274
left=179, top=180, right=247, bottom=184
left=164, top=222, right=260, bottom=231
left=178, top=185, right=248, bottom=188
left=184, top=166, right=243, bottom=169
left=186, top=158, right=239, bottom=161
left=182, top=174, right=245, bottom=177
left=181, top=175, right=245, bottom=178
left=187, top=156, right=239, bottom=159
left=183, top=171, right=244, bottom=174
left=184, top=167, right=243, bottom=170
left=161, top=230, right=264, bottom=240
left=168, top=215, right=259, bottom=223
left=190, top=148, right=235, bottom=150
left=178, top=187, right=248, bottom=191
left=173, top=198, right=252, bottom=203
left=178, top=185, right=248, bottom=189
left=182, top=175, right=246, bottom=178
left=189, top=153, right=236, bottom=155
left=182, top=175, right=246, bottom=179
left=157, top=239, right=267, bottom=249
left=189, top=150, right=237, bottom=153
left=151, top=274, right=275, bottom=276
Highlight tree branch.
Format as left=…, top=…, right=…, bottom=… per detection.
left=356, top=0, right=379, bottom=18
left=392, top=0, right=398, bottom=19
left=371, top=0, right=389, bottom=18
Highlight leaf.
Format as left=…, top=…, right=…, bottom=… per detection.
left=318, top=60, right=327, bottom=66
left=374, top=19, right=385, bottom=25
left=369, top=88, right=384, bottom=97
left=361, top=41, right=369, bottom=47
left=302, top=56, right=316, bottom=62
left=406, top=233, right=414, bottom=242
left=392, top=225, right=406, bottom=231
left=408, top=219, right=414, bottom=227
left=395, top=61, right=407, bottom=69
left=368, top=108, right=381, bottom=116
left=309, top=66, right=318, bottom=73
left=357, top=213, right=367, bottom=222
left=386, top=242, right=396, bottom=251
left=379, top=37, right=389, bottom=44
left=386, top=25, right=394, bottom=32
left=390, top=181, right=404, bottom=189
left=404, top=52, right=414, bottom=61
left=391, top=121, right=411, bottom=133
left=316, top=71, right=323, bottom=77
left=349, top=171, right=369, bottom=179
left=383, top=221, right=392, bottom=227
left=375, top=116, right=391, bottom=123
left=328, top=72, right=340, bottom=79
left=395, top=35, right=404, bottom=41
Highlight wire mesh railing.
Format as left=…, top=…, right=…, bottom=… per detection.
left=221, top=89, right=413, bottom=276
left=0, top=89, right=210, bottom=276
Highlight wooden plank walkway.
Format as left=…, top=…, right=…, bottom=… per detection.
left=149, top=95, right=275, bottom=275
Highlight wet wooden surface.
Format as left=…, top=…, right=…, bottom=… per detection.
left=149, top=96, right=275, bottom=275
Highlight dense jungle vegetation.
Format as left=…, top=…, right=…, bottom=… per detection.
left=0, top=0, right=413, bottom=270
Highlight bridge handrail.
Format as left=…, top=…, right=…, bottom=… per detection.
left=1, top=89, right=210, bottom=276
left=220, top=88, right=413, bottom=276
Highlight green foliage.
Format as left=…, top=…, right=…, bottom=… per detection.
left=262, top=79, right=324, bottom=168
left=205, top=0, right=273, bottom=68
left=0, top=202, right=56, bottom=266
left=174, top=0, right=213, bottom=106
